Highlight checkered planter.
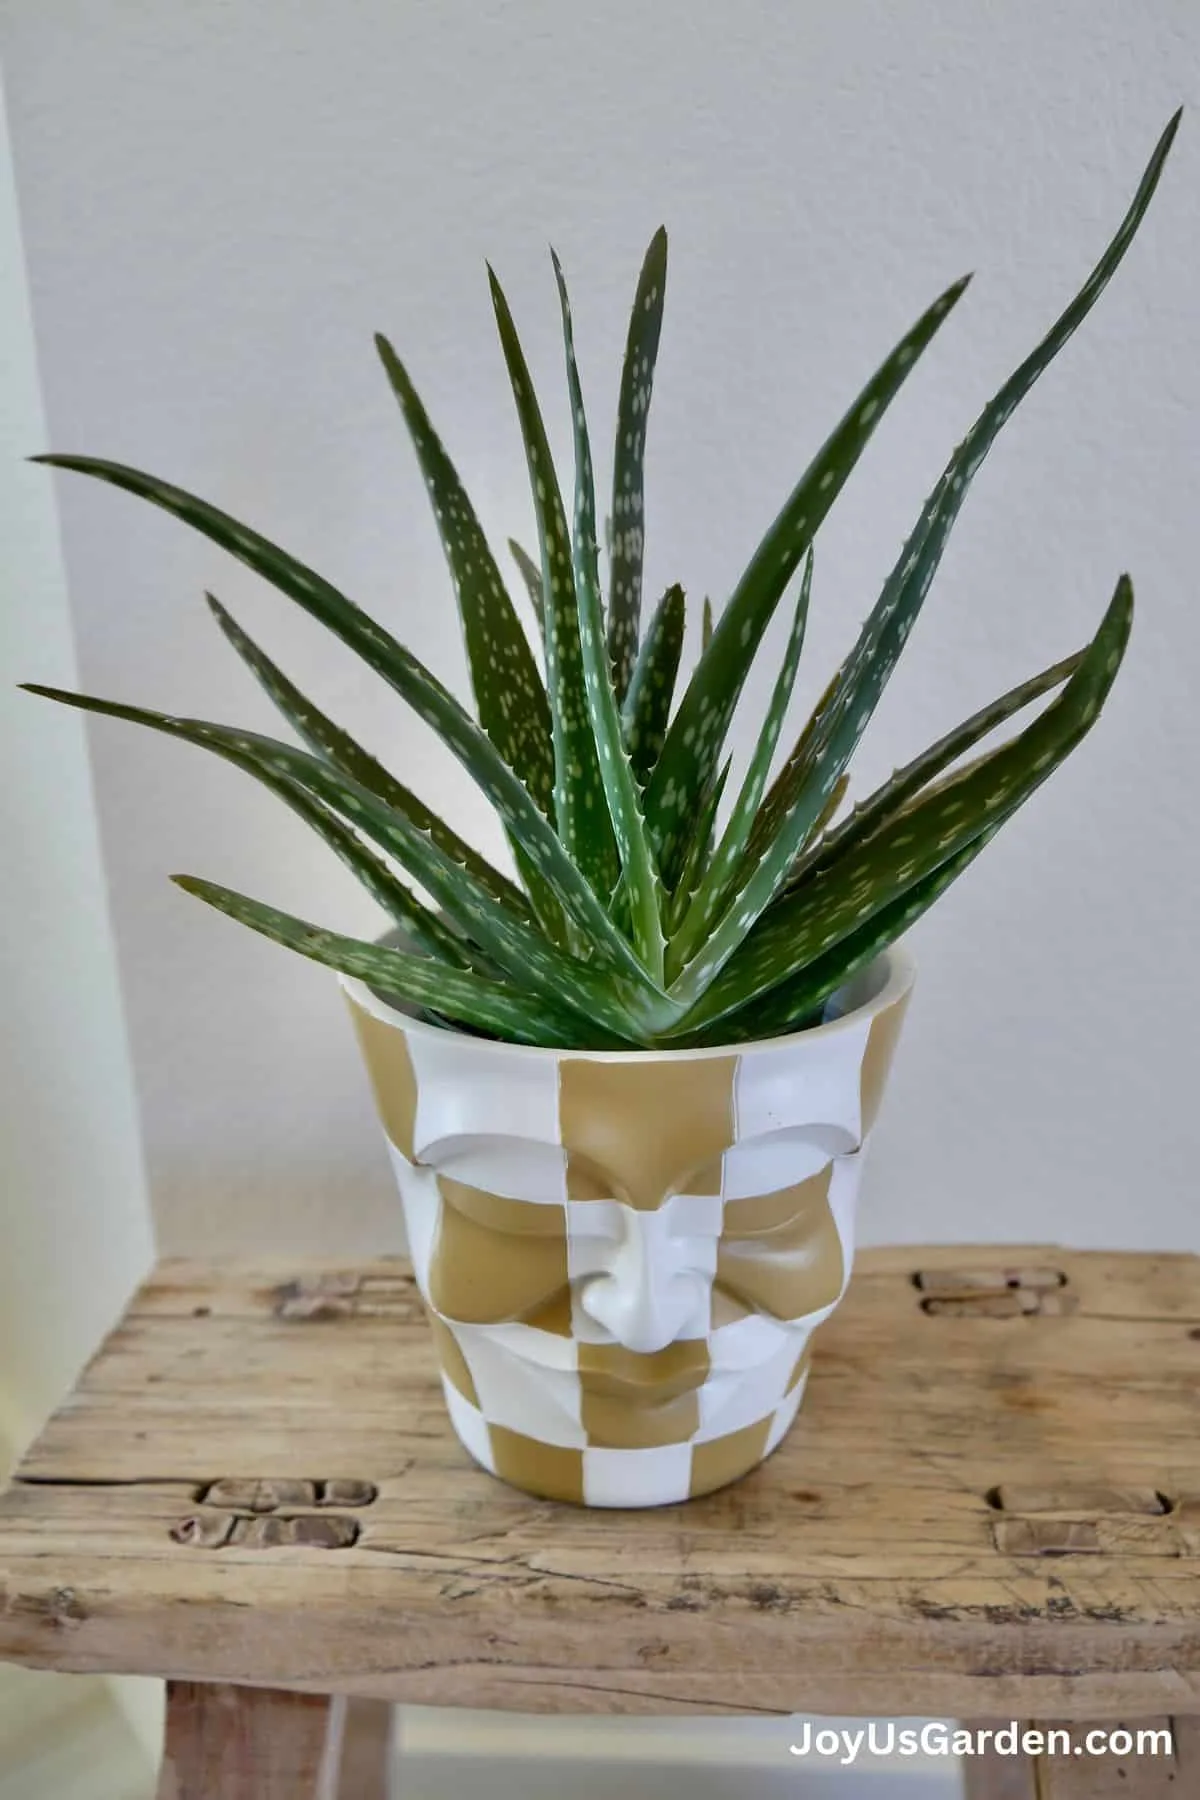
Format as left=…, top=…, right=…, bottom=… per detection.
left=342, top=945, right=914, bottom=1508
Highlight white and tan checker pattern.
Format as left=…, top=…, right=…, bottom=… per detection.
left=344, top=952, right=912, bottom=1507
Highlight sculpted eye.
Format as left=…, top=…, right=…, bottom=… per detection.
left=723, top=1126, right=856, bottom=1199
left=439, top=1176, right=566, bottom=1239
left=722, top=1190, right=816, bottom=1238
left=420, top=1135, right=567, bottom=1204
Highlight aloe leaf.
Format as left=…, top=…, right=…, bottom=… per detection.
left=553, top=251, right=667, bottom=982
left=670, top=550, right=812, bottom=970
left=747, top=111, right=1178, bottom=873
left=783, top=648, right=1083, bottom=894
left=21, top=683, right=648, bottom=1039
left=487, top=268, right=620, bottom=902
left=375, top=335, right=554, bottom=813
left=701, top=597, right=714, bottom=652
left=620, top=581, right=685, bottom=785
left=668, top=114, right=1175, bottom=1002
left=804, top=771, right=850, bottom=850
left=206, top=593, right=528, bottom=916
left=32, top=453, right=645, bottom=984
left=608, top=227, right=668, bottom=705
left=508, top=538, right=546, bottom=646
left=172, top=877, right=633, bottom=1049
left=665, top=758, right=731, bottom=937
left=677, top=830, right=997, bottom=1047
left=750, top=658, right=847, bottom=859
left=373, top=336, right=568, bottom=941
left=643, top=272, right=973, bottom=887
left=269, top=777, right=480, bottom=968
left=670, top=574, right=1132, bottom=1029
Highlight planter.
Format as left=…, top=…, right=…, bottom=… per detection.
left=341, top=944, right=914, bottom=1508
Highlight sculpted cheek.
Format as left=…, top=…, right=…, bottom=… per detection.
left=426, top=1178, right=569, bottom=1324
left=717, top=1166, right=845, bottom=1320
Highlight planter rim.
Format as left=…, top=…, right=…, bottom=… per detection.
left=339, top=940, right=915, bottom=1065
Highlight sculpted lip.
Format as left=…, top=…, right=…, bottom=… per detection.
left=577, top=1366, right=708, bottom=1405
left=576, top=1337, right=711, bottom=1406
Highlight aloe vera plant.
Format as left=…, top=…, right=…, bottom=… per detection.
left=24, top=116, right=1179, bottom=1050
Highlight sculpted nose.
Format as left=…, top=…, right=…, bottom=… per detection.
left=579, top=1213, right=705, bottom=1353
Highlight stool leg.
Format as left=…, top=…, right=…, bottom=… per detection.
left=332, top=1699, right=395, bottom=1798
left=156, top=1682, right=389, bottom=1799
left=1023, top=1717, right=1192, bottom=1795
left=961, top=1726, right=1037, bottom=1799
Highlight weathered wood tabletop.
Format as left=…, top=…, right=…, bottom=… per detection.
left=1, top=1245, right=1198, bottom=1728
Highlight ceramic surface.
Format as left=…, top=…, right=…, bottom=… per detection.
left=341, top=947, right=914, bottom=1506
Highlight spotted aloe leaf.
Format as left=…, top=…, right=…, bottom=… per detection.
left=608, top=227, right=668, bottom=705
left=20, top=683, right=647, bottom=1040
left=508, top=538, right=546, bottom=647
left=206, top=593, right=528, bottom=915
left=268, top=779, right=481, bottom=969
left=669, top=575, right=1132, bottom=1030
left=665, top=758, right=731, bottom=937
left=670, top=550, right=812, bottom=969
left=32, top=453, right=645, bottom=986
left=684, top=829, right=997, bottom=1046
left=644, top=272, right=973, bottom=888
left=751, top=658, right=846, bottom=860
left=172, top=878, right=632, bottom=1049
left=373, top=336, right=567, bottom=942
left=784, top=647, right=1083, bottom=894
left=620, top=581, right=685, bottom=786
left=804, top=772, right=850, bottom=851
left=748, top=109, right=1179, bottom=871
left=553, top=251, right=667, bottom=983
left=374, top=334, right=553, bottom=814
left=25, top=678, right=479, bottom=975
left=667, top=111, right=1177, bottom=1004
left=487, top=268, right=620, bottom=903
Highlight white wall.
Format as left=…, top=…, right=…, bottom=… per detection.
left=0, top=62, right=161, bottom=1786
left=2, top=0, right=1198, bottom=1256
left=0, top=59, right=154, bottom=1523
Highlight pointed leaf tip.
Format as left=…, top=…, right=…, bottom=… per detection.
left=937, top=272, right=973, bottom=312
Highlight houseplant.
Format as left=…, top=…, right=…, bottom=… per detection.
left=24, top=114, right=1178, bottom=1506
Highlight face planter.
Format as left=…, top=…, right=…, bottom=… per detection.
left=342, top=946, right=914, bottom=1508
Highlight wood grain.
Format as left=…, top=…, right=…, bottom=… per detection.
left=1, top=1246, right=1198, bottom=1718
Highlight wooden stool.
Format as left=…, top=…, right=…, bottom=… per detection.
left=0, top=1246, right=1197, bottom=1797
